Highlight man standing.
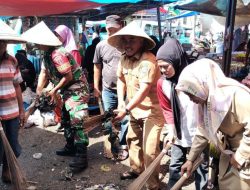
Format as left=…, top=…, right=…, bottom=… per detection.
left=108, top=22, right=164, bottom=190
left=22, top=21, right=90, bottom=173
left=93, top=15, right=129, bottom=160
left=0, top=20, right=26, bottom=183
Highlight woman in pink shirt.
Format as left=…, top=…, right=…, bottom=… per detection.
left=54, top=25, right=82, bottom=66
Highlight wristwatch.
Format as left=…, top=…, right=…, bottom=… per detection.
left=125, top=108, right=130, bottom=115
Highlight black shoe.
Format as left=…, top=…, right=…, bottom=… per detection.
left=56, top=145, right=76, bottom=156
left=69, top=155, right=88, bottom=169
left=69, top=145, right=88, bottom=171
left=120, top=170, right=139, bottom=180
left=56, top=124, right=64, bottom=132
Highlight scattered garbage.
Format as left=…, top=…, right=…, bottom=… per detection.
left=32, top=153, right=42, bottom=159
left=64, top=170, right=73, bottom=181
left=26, top=185, right=37, bottom=190
left=100, top=164, right=111, bottom=172
left=85, top=184, right=120, bottom=190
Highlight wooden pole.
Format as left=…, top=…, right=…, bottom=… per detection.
left=170, top=156, right=204, bottom=190
left=157, top=6, right=163, bottom=44
left=127, top=143, right=171, bottom=190
left=222, top=0, right=237, bottom=76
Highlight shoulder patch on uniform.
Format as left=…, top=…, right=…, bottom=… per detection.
left=140, top=65, right=150, bottom=75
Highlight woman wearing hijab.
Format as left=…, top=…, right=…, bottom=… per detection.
left=54, top=25, right=83, bottom=128
left=156, top=39, right=208, bottom=189
left=54, top=25, right=81, bottom=66
left=178, top=58, right=250, bottom=190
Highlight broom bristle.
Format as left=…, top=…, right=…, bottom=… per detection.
left=0, top=128, right=27, bottom=190
left=127, top=143, right=171, bottom=190
left=84, top=114, right=104, bottom=133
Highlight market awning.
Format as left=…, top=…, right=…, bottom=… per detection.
left=0, top=0, right=103, bottom=16
left=175, top=0, right=250, bottom=27
left=175, top=0, right=250, bottom=16
left=66, top=0, right=177, bottom=21
left=0, top=0, right=177, bottom=17
left=166, top=11, right=199, bottom=20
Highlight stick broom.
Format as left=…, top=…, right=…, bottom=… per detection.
left=127, top=142, right=171, bottom=190
left=170, top=156, right=204, bottom=190
left=0, top=122, right=27, bottom=190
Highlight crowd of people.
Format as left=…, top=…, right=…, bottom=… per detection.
left=0, top=15, right=250, bottom=190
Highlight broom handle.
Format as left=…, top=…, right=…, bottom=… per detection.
left=170, top=156, right=204, bottom=190
left=0, top=121, right=3, bottom=130
left=127, top=142, right=171, bottom=190
left=25, top=101, right=37, bottom=120
left=98, top=97, right=104, bottom=114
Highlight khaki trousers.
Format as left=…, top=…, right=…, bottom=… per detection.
left=127, top=115, right=163, bottom=190
left=219, top=153, right=250, bottom=190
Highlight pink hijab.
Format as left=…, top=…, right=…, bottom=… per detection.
left=176, top=58, right=250, bottom=155
left=54, top=25, right=78, bottom=52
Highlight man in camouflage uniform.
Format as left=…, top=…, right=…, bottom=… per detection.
left=22, top=21, right=89, bottom=172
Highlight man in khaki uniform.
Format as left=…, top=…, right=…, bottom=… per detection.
left=108, top=22, right=164, bottom=190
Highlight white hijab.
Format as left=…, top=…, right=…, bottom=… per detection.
left=176, top=58, right=250, bottom=154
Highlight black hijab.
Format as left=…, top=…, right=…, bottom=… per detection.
left=156, top=38, right=189, bottom=139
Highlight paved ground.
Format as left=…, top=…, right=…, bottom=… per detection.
left=0, top=124, right=196, bottom=190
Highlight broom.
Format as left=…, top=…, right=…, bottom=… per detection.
left=127, top=142, right=171, bottom=190
left=0, top=121, right=27, bottom=190
left=84, top=114, right=105, bottom=133
left=24, top=101, right=36, bottom=121
left=170, top=156, right=204, bottom=190
left=25, top=98, right=107, bottom=133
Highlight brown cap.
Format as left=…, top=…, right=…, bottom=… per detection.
left=106, top=15, right=122, bottom=29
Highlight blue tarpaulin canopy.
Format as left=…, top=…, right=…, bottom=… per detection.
left=0, top=16, right=11, bottom=21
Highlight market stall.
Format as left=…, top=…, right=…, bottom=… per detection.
left=175, top=0, right=250, bottom=80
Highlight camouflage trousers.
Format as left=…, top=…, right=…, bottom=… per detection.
left=61, top=83, right=89, bottom=146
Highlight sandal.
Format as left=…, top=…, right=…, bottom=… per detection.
left=117, top=145, right=129, bottom=161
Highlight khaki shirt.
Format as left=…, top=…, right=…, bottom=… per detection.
left=117, top=51, right=163, bottom=121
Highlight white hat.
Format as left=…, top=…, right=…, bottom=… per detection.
left=21, top=21, right=62, bottom=46
left=0, top=20, right=26, bottom=43
left=108, top=21, right=155, bottom=52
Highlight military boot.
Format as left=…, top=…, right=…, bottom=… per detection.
left=69, top=144, right=88, bottom=173
left=56, top=140, right=76, bottom=156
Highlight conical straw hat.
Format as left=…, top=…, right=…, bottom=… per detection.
left=21, top=21, right=62, bottom=46
left=0, top=20, right=26, bottom=43
left=108, top=21, right=155, bottom=52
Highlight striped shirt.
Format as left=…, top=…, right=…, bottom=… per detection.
left=0, top=55, right=23, bottom=120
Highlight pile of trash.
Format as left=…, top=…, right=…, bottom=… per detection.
left=84, top=184, right=120, bottom=190
left=23, top=87, right=57, bottom=128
